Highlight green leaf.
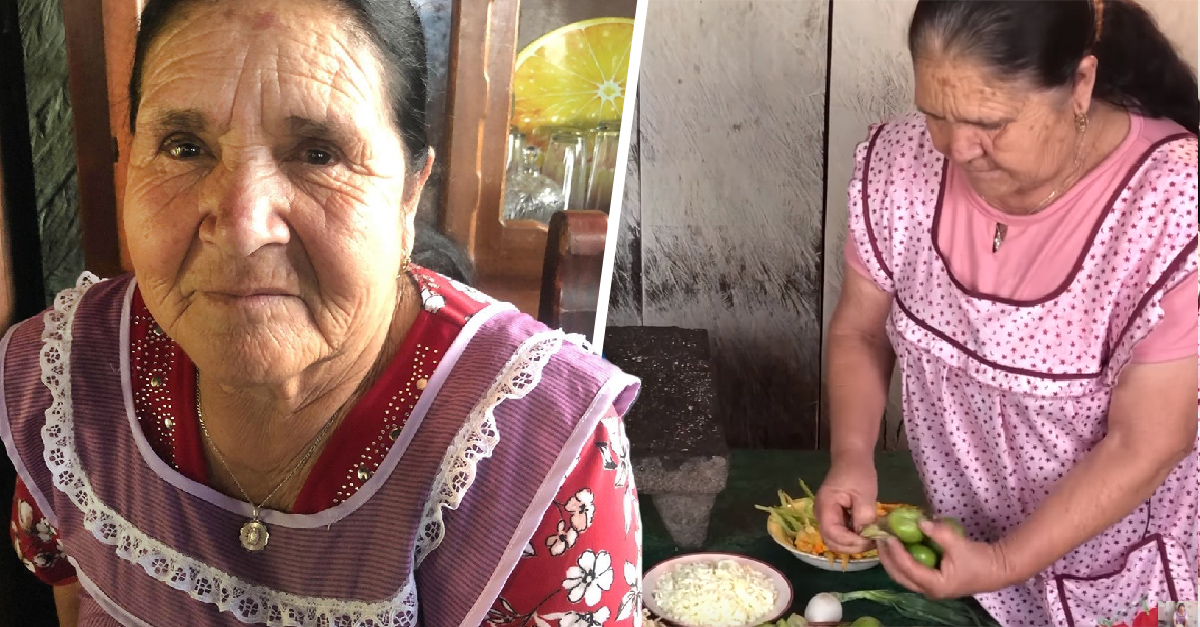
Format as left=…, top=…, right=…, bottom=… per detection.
left=834, top=590, right=996, bottom=626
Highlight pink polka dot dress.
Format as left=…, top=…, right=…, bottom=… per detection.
left=845, top=112, right=1198, bottom=626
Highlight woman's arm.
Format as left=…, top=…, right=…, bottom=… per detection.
left=880, top=356, right=1198, bottom=598
left=994, top=357, right=1197, bottom=584
left=826, top=123, right=897, bottom=463
left=826, top=266, right=896, bottom=462
left=815, top=264, right=897, bottom=553
left=482, top=407, right=640, bottom=625
left=12, top=477, right=80, bottom=624
left=54, top=581, right=81, bottom=627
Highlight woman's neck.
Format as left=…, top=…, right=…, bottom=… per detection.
left=195, top=275, right=422, bottom=509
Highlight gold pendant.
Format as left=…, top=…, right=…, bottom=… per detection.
left=992, top=223, right=1008, bottom=253
left=240, top=511, right=269, bottom=551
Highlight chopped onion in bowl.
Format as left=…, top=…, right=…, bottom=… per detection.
left=653, top=559, right=779, bottom=627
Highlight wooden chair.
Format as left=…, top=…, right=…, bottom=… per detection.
left=537, top=210, right=608, bottom=340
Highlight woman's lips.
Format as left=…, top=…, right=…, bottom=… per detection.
left=202, top=291, right=299, bottom=307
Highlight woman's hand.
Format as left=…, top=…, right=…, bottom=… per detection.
left=814, top=460, right=878, bottom=554
left=877, top=519, right=1015, bottom=600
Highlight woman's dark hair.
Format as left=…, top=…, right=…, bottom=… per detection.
left=128, top=0, right=429, bottom=159
left=411, top=227, right=476, bottom=285
left=908, top=0, right=1199, bottom=135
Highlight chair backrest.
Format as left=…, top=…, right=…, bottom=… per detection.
left=537, top=210, right=608, bottom=340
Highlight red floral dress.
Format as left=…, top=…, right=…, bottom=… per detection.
left=10, top=267, right=642, bottom=625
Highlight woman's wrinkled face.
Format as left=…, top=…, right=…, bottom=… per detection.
left=125, top=0, right=421, bottom=386
left=913, top=50, right=1087, bottom=201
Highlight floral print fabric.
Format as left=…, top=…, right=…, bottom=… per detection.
left=488, top=411, right=643, bottom=626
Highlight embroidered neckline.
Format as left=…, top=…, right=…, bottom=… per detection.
left=40, top=274, right=420, bottom=625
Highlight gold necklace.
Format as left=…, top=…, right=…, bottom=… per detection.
left=195, top=379, right=340, bottom=551
left=985, top=114, right=1089, bottom=253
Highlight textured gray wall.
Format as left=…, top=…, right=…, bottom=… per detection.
left=18, top=0, right=83, bottom=301
left=620, top=0, right=830, bottom=449
left=607, top=96, right=642, bottom=328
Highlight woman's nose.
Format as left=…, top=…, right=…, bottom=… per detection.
left=946, top=125, right=985, bottom=163
left=199, top=159, right=291, bottom=257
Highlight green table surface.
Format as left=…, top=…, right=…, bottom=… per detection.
left=640, top=450, right=995, bottom=625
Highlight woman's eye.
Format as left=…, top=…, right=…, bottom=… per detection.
left=303, top=148, right=337, bottom=166
left=166, top=141, right=204, bottom=160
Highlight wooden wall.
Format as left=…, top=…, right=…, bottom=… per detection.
left=614, top=0, right=1198, bottom=451
left=0, top=151, right=14, bottom=331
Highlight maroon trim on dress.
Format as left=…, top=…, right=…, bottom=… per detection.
left=1158, top=535, right=1179, bottom=602
left=861, top=124, right=895, bottom=283
left=1055, top=533, right=1177, bottom=627
left=892, top=296, right=1101, bottom=380
left=931, top=133, right=1197, bottom=307
left=1055, top=570, right=1080, bottom=627
left=895, top=236, right=1197, bottom=382
left=1103, top=237, right=1199, bottom=364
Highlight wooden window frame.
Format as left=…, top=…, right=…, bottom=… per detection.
left=441, top=0, right=550, bottom=308
left=63, top=0, right=125, bottom=278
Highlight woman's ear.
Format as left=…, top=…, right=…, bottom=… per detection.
left=399, top=148, right=434, bottom=262
left=1072, top=55, right=1099, bottom=115
left=403, top=148, right=435, bottom=212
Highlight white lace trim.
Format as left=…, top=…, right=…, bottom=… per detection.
left=563, top=332, right=594, bottom=354
left=414, top=329, right=570, bottom=566
left=39, top=273, right=419, bottom=627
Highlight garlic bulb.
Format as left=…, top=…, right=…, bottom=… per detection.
left=803, top=592, right=843, bottom=623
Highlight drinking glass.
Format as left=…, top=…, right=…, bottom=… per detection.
left=502, top=145, right=563, bottom=224
left=585, top=128, right=620, bottom=213
left=506, top=127, right=527, bottom=173
left=541, top=130, right=588, bottom=211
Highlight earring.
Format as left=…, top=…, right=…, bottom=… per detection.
left=1075, top=112, right=1090, bottom=134
left=397, top=254, right=412, bottom=279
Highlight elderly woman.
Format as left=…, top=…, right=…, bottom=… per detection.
left=816, top=1, right=1196, bottom=625
left=3, top=0, right=642, bottom=625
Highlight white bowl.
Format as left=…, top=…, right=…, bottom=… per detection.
left=643, top=552, right=792, bottom=627
left=766, top=517, right=880, bottom=573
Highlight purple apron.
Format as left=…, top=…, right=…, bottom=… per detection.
left=1, top=273, right=639, bottom=626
